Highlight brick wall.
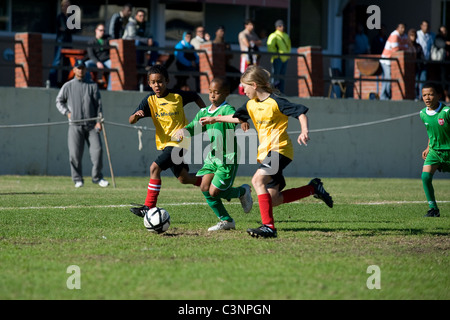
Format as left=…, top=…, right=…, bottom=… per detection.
left=199, top=42, right=226, bottom=94
left=353, top=55, right=382, bottom=99
left=297, top=46, right=323, bottom=97
left=15, top=33, right=42, bottom=88
left=353, top=52, right=415, bottom=100
left=109, top=39, right=137, bottom=91
left=391, top=51, right=415, bottom=100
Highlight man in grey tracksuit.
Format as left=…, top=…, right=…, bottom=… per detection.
left=56, top=60, right=109, bottom=188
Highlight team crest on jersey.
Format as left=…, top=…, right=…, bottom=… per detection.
left=438, top=118, right=445, bottom=126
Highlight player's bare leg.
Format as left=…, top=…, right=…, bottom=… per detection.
left=177, top=168, right=201, bottom=185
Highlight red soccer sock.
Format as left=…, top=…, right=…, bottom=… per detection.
left=194, top=176, right=202, bottom=187
left=145, top=179, right=161, bottom=208
left=258, top=193, right=274, bottom=229
left=282, top=185, right=314, bottom=204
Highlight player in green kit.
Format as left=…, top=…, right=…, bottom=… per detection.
left=419, top=83, right=450, bottom=217
left=175, top=78, right=253, bottom=231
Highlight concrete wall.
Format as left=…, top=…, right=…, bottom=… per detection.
left=0, top=87, right=432, bottom=179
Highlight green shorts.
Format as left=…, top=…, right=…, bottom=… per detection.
left=424, top=148, right=450, bottom=173
left=196, top=162, right=238, bottom=191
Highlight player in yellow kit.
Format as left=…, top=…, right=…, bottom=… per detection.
left=201, top=66, right=333, bottom=238
left=128, top=64, right=206, bottom=217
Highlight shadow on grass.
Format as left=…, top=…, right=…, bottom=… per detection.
left=0, top=192, right=60, bottom=196
left=279, top=226, right=450, bottom=236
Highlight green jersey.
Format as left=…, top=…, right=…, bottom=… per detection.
left=185, top=102, right=238, bottom=165
left=420, top=103, right=450, bottom=151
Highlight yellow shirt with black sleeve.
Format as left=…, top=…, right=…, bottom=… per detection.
left=132, top=90, right=200, bottom=150
left=233, top=94, right=308, bottom=162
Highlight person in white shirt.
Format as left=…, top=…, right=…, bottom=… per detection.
left=380, top=23, right=409, bottom=100
left=190, top=26, right=210, bottom=50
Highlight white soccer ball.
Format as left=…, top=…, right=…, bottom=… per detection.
left=143, top=207, right=170, bottom=234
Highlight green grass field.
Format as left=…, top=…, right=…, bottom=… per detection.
left=0, top=175, right=449, bottom=300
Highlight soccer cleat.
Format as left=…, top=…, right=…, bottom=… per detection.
left=424, top=208, right=440, bottom=217
left=239, top=184, right=253, bottom=213
left=308, top=178, right=333, bottom=208
left=130, top=204, right=150, bottom=218
left=247, top=225, right=277, bottom=238
left=208, top=220, right=236, bottom=231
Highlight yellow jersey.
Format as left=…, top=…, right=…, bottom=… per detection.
left=133, top=90, right=200, bottom=150
left=234, top=94, right=308, bottom=162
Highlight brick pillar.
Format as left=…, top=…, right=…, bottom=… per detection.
left=297, top=46, right=323, bottom=97
left=353, top=55, right=382, bottom=99
left=15, top=33, right=42, bottom=87
left=109, top=39, right=137, bottom=91
left=391, top=51, right=415, bottom=100
left=198, top=42, right=226, bottom=94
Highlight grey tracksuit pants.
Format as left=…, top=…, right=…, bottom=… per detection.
left=68, top=124, right=103, bottom=183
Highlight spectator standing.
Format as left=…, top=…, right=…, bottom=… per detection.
left=380, top=23, right=409, bottom=100
left=213, top=25, right=240, bottom=93
left=416, top=20, right=436, bottom=96
left=432, top=26, right=450, bottom=101
left=354, top=24, right=370, bottom=54
left=267, top=19, right=291, bottom=93
left=408, top=28, right=426, bottom=100
left=238, top=19, right=261, bottom=95
left=56, top=60, right=109, bottom=188
left=86, top=23, right=112, bottom=90
left=174, top=31, right=199, bottom=91
left=48, top=0, right=76, bottom=87
left=108, top=3, right=133, bottom=39
left=371, top=24, right=388, bottom=55
left=190, top=26, right=211, bottom=50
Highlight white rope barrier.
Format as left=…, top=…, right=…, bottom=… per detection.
left=0, top=111, right=418, bottom=134
left=0, top=117, right=102, bottom=128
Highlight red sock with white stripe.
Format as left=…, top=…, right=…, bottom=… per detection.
left=282, top=185, right=314, bottom=203
left=145, top=179, right=161, bottom=208
left=257, top=193, right=275, bottom=229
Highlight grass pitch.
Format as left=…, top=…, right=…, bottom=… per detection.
left=0, top=175, right=449, bottom=300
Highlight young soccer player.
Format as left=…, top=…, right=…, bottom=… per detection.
left=200, top=66, right=333, bottom=238
left=420, top=82, right=450, bottom=217
left=128, top=64, right=206, bottom=217
left=175, top=78, right=253, bottom=231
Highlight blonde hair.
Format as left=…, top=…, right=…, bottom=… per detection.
left=240, top=65, right=276, bottom=94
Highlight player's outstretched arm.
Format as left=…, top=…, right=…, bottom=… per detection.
left=200, top=115, right=242, bottom=125
left=129, top=110, right=145, bottom=124
left=297, top=114, right=310, bottom=146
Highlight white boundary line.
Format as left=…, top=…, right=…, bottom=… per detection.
left=1, top=200, right=449, bottom=211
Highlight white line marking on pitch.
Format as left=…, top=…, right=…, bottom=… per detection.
left=0, top=200, right=449, bottom=211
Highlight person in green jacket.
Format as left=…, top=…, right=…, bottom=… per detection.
left=267, top=20, right=291, bottom=93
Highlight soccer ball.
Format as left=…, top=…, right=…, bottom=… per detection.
left=143, top=207, right=170, bottom=234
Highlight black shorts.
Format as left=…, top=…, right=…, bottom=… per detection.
left=258, top=151, right=292, bottom=191
left=154, top=146, right=189, bottom=178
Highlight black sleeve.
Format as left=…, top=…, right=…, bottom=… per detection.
left=176, top=90, right=200, bottom=106
left=274, top=95, right=309, bottom=118
left=132, top=94, right=152, bottom=118
left=233, top=102, right=250, bottom=122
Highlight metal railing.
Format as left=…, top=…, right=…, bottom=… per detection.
left=8, top=38, right=450, bottom=97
